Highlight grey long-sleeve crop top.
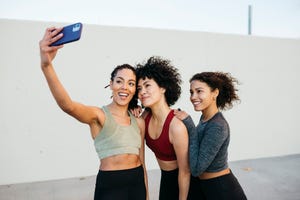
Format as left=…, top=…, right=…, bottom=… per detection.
left=182, top=112, right=229, bottom=177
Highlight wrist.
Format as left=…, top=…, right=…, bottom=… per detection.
left=41, top=62, right=52, bottom=70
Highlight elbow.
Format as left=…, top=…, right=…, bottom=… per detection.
left=191, top=170, right=200, bottom=177
left=189, top=164, right=202, bottom=177
left=179, top=167, right=191, bottom=177
left=57, top=100, right=73, bottom=114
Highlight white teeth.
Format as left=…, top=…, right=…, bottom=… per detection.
left=119, top=93, right=129, bottom=97
left=193, top=101, right=200, bottom=105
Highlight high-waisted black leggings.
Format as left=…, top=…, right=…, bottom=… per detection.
left=94, top=165, right=146, bottom=200
left=159, top=168, right=179, bottom=200
left=188, top=170, right=247, bottom=200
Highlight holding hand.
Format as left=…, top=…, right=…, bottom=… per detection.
left=174, top=108, right=189, bottom=121
left=130, top=106, right=143, bottom=118
left=39, top=27, right=64, bottom=68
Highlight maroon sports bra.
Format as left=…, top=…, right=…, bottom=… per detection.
left=145, top=110, right=177, bottom=161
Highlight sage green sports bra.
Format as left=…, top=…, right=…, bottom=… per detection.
left=94, top=106, right=141, bottom=159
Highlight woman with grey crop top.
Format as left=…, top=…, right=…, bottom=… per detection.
left=39, top=27, right=148, bottom=200
left=175, top=72, right=247, bottom=200
left=136, top=57, right=191, bottom=200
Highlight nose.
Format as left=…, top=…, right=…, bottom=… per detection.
left=190, top=92, right=197, bottom=100
left=138, top=87, right=145, bottom=96
left=121, top=83, right=128, bottom=90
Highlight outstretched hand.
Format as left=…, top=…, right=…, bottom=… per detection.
left=174, top=108, right=189, bottom=121
left=39, top=27, right=64, bottom=68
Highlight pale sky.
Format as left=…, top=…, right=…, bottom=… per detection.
left=1, top=0, right=299, bottom=38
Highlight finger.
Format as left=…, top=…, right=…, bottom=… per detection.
left=46, top=26, right=62, bottom=35
left=48, top=32, right=63, bottom=45
left=40, top=28, right=53, bottom=47
left=43, top=27, right=56, bottom=40
left=44, top=27, right=56, bottom=35
left=173, top=110, right=179, bottom=116
left=50, top=27, right=63, bottom=37
left=42, top=27, right=63, bottom=45
left=39, top=40, right=63, bottom=54
left=137, top=106, right=142, bottom=113
left=132, top=110, right=139, bottom=118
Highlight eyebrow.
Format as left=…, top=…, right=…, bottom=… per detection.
left=116, top=76, right=136, bottom=82
left=138, top=80, right=150, bottom=86
left=193, top=87, right=204, bottom=90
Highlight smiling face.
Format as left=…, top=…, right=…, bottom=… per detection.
left=189, top=80, right=218, bottom=112
left=110, top=68, right=136, bottom=107
left=137, top=77, right=165, bottom=108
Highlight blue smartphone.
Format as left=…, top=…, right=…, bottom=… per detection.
left=50, top=22, right=83, bottom=46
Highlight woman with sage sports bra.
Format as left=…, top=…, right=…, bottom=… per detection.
left=136, top=57, right=190, bottom=200
left=39, top=26, right=147, bottom=200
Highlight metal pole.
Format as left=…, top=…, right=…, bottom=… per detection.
left=248, top=5, right=252, bottom=35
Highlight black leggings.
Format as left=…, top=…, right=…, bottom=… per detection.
left=94, top=165, right=146, bottom=200
left=188, top=170, right=247, bottom=200
left=159, top=168, right=179, bottom=200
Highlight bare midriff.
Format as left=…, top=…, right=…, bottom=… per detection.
left=199, top=168, right=230, bottom=180
left=157, top=158, right=178, bottom=171
left=100, top=154, right=141, bottom=171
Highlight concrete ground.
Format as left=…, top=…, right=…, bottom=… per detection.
left=1, top=154, right=299, bottom=200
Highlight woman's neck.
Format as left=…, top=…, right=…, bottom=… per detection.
left=201, top=106, right=219, bottom=122
left=107, top=103, right=129, bottom=117
left=149, top=103, right=170, bottom=122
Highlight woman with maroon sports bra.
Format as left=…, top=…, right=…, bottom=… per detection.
left=136, top=57, right=190, bottom=200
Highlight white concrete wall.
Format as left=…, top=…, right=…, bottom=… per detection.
left=0, top=19, right=299, bottom=185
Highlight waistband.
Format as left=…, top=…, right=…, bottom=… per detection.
left=161, top=168, right=179, bottom=175
left=99, top=164, right=143, bottom=173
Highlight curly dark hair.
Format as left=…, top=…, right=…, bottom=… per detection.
left=136, top=56, right=182, bottom=106
left=109, top=64, right=138, bottom=110
left=190, top=72, right=240, bottom=110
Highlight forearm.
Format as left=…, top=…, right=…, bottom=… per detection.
left=143, top=167, right=149, bottom=200
left=178, top=170, right=190, bottom=200
left=182, top=115, right=195, bottom=131
left=182, top=116, right=202, bottom=176
left=42, top=64, right=73, bottom=112
left=140, top=152, right=149, bottom=199
left=190, top=123, right=227, bottom=177
left=138, top=132, right=149, bottom=200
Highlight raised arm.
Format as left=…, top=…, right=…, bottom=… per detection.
left=170, top=118, right=190, bottom=200
left=39, top=27, right=103, bottom=129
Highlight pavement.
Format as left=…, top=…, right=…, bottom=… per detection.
left=1, top=154, right=299, bottom=200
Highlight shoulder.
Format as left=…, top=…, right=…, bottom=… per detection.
left=210, top=113, right=228, bottom=127
left=169, top=117, right=188, bottom=136
left=206, top=113, right=229, bottom=136
left=136, top=116, right=145, bottom=128
left=87, top=106, right=105, bottom=137
left=91, top=106, right=105, bottom=126
left=169, top=117, right=188, bottom=145
left=135, top=116, right=145, bottom=136
left=96, top=106, right=106, bottom=118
